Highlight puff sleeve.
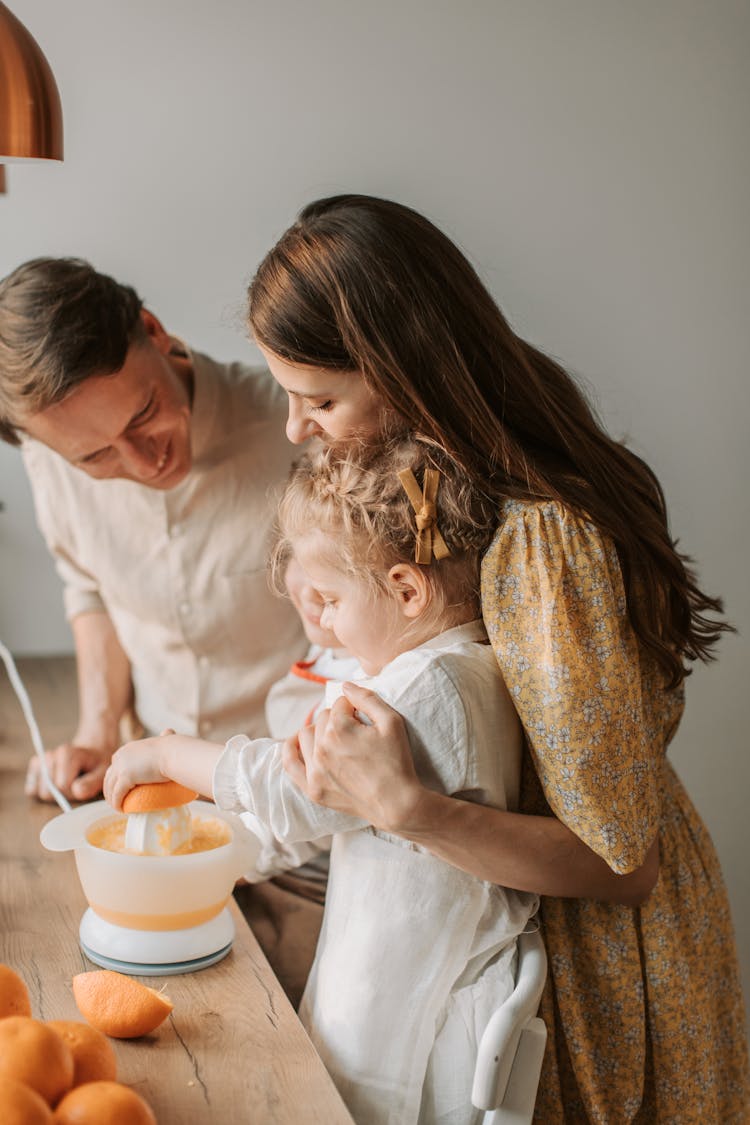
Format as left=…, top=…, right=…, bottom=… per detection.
left=480, top=500, right=660, bottom=873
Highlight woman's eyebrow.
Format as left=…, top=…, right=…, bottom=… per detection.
left=287, top=387, right=333, bottom=399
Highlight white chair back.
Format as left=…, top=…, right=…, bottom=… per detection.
left=472, top=925, right=547, bottom=1125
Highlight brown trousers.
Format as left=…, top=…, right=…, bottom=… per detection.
left=233, top=874, right=325, bottom=1010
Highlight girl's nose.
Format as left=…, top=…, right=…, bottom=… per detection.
left=319, top=604, right=334, bottom=629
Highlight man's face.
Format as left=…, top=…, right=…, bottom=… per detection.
left=22, top=312, right=193, bottom=488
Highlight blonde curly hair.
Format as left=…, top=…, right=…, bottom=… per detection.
left=272, top=438, right=497, bottom=620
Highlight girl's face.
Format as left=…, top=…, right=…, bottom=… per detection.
left=258, top=345, right=387, bottom=446
left=294, top=534, right=408, bottom=676
left=284, top=556, right=342, bottom=650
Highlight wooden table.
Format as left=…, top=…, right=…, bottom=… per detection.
left=0, top=657, right=354, bottom=1124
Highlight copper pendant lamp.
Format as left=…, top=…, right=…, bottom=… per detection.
left=0, top=1, right=63, bottom=161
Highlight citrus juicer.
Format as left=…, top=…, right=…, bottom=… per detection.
left=41, top=798, right=258, bottom=975
left=0, top=640, right=258, bottom=975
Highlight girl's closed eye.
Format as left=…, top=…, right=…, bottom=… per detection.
left=309, top=400, right=333, bottom=414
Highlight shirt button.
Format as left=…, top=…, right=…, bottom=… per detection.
left=170, top=523, right=182, bottom=538
left=180, top=601, right=190, bottom=615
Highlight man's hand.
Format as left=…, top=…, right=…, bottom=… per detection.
left=24, top=742, right=113, bottom=803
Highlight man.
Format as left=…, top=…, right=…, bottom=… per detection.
left=0, top=256, right=305, bottom=803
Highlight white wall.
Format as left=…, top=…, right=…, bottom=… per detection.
left=2, top=0, right=748, bottom=1023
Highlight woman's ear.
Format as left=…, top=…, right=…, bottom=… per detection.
left=386, top=563, right=432, bottom=619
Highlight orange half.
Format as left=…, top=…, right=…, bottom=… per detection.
left=122, top=781, right=197, bottom=813
left=72, top=971, right=173, bottom=1039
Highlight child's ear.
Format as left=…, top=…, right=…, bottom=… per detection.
left=386, top=563, right=431, bottom=619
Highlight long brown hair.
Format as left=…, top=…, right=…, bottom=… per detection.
left=248, top=194, right=730, bottom=686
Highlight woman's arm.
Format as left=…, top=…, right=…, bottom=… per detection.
left=284, top=683, right=659, bottom=907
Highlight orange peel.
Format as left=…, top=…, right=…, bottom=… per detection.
left=0, top=1077, right=53, bottom=1123
left=0, top=963, right=32, bottom=1018
left=72, top=970, right=173, bottom=1039
left=54, top=1080, right=156, bottom=1124
left=0, top=1016, right=74, bottom=1105
left=122, top=780, right=197, bottom=813
left=47, top=1020, right=117, bottom=1086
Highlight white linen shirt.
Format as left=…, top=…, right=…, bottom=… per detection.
left=21, top=348, right=305, bottom=741
left=213, top=620, right=538, bottom=1125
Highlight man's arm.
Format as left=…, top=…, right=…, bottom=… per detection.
left=26, top=610, right=134, bottom=802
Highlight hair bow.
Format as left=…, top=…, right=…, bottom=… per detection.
left=398, top=467, right=451, bottom=565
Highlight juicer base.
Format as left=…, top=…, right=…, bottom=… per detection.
left=79, top=906, right=235, bottom=976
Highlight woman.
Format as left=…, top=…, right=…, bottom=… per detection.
left=247, top=194, right=749, bottom=1123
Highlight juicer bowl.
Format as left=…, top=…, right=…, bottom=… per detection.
left=41, top=799, right=254, bottom=932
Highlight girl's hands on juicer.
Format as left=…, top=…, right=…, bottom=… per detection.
left=104, top=731, right=223, bottom=811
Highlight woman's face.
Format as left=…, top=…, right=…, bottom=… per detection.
left=258, top=345, right=387, bottom=446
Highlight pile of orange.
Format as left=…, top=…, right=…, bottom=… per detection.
left=0, top=962, right=163, bottom=1122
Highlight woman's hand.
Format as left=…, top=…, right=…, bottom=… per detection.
left=103, top=734, right=170, bottom=811
left=280, top=684, right=659, bottom=904
left=281, top=682, right=426, bottom=831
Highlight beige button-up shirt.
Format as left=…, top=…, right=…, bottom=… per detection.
left=22, top=348, right=305, bottom=741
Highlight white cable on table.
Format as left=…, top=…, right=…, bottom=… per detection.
left=0, top=639, right=71, bottom=812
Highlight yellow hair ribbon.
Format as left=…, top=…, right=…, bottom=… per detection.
left=398, top=467, right=451, bottom=565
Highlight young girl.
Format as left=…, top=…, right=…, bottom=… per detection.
left=234, top=555, right=361, bottom=1007
left=265, top=555, right=361, bottom=739
left=245, top=193, right=749, bottom=1123
left=104, top=439, right=538, bottom=1125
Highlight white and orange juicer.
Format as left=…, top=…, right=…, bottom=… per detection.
left=41, top=788, right=257, bottom=975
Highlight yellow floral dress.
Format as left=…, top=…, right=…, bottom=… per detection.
left=480, top=500, right=749, bottom=1124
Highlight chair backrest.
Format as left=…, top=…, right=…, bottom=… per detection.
left=472, top=925, right=547, bottom=1118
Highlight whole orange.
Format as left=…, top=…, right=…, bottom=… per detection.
left=0, top=1077, right=53, bottom=1123
left=47, top=1020, right=117, bottom=1086
left=0, top=963, right=32, bottom=1018
left=0, top=1016, right=73, bottom=1105
left=53, top=1080, right=156, bottom=1124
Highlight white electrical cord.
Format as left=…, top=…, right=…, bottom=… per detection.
left=0, top=639, right=72, bottom=812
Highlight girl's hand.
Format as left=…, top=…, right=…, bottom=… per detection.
left=103, top=735, right=170, bottom=811
left=281, top=682, right=426, bottom=832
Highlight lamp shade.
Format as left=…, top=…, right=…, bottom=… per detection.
left=0, top=2, right=63, bottom=161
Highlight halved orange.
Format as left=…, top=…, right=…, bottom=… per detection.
left=72, top=971, right=173, bottom=1039
left=122, top=781, right=197, bottom=813
left=0, top=963, right=32, bottom=1019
